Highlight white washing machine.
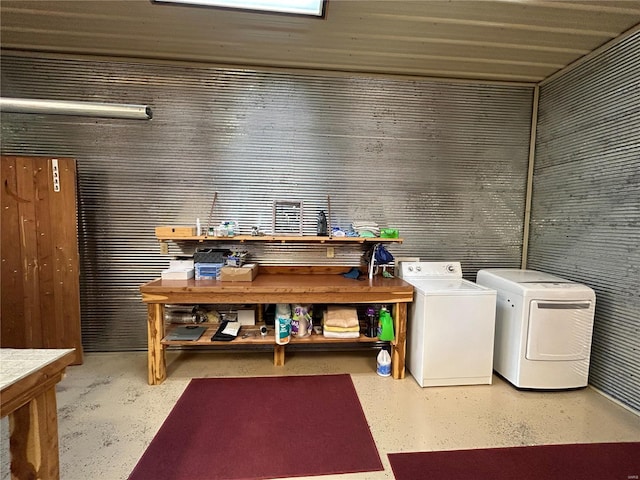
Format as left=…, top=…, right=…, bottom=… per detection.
left=398, top=262, right=497, bottom=387
left=476, top=269, right=596, bottom=390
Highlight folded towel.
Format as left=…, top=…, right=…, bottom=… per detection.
left=323, top=324, right=361, bottom=333
left=352, top=221, right=380, bottom=237
left=324, top=306, right=359, bottom=328
left=322, top=330, right=361, bottom=339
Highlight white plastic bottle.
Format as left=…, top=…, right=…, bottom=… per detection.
left=376, top=349, right=391, bottom=377
left=275, top=316, right=291, bottom=345
left=275, top=304, right=291, bottom=345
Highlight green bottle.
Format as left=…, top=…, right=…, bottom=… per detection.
left=378, top=307, right=395, bottom=341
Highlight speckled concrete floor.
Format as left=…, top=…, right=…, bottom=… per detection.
left=2, top=351, right=640, bottom=480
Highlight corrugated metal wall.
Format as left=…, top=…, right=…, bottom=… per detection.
left=1, top=55, right=533, bottom=351
left=530, top=32, right=640, bottom=412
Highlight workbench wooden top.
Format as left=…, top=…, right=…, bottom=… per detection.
left=140, top=273, right=414, bottom=304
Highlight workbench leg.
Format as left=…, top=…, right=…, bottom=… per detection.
left=274, top=345, right=285, bottom=366
left=391, top=302, right=407, bottom=379
left=147, top=303, right=167, bottom=385
left=9, top=387, right=60, bottom=480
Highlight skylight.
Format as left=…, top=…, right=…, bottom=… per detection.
left=154, top=0, right=325, bottom=17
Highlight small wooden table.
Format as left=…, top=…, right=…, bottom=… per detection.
left=140, top=273, right=414, bottom=385
left=0, top=348, right=75, bottom=480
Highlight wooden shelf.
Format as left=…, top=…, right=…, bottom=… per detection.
left=156, top=234, right=403, bottom=244
left=161, top=323, right=382, bottom=346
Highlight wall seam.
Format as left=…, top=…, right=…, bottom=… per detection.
left=521, top=85, right=539, bottom=269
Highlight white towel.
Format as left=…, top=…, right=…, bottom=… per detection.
left=322, top=330, right=361, bottom=339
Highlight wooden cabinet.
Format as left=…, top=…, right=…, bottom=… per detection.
left=1, top=156, right=83, bottom=364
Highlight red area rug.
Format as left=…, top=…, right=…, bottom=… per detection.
left=129, top=374, right=382, bottom=480
left=389, top=442, right=640, bottom=480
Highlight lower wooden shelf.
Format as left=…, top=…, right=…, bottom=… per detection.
left=161, top=323, right=381, bottom=347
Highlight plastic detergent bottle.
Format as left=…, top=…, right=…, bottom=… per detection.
left=365, top=306, right=377, bottom=338
left=275, top=304, right=292, bottom=345
left=275, top=316, right=291, bottom=344
left=378, top=307, right=395, bottom=341
left=377, top=348, right=391, bottom=377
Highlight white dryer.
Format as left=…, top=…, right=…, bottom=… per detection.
left=476, top=269, right=596, bottom=390
left=399, top=262, right=497, bottom=387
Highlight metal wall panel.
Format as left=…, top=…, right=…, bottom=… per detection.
left=530, top=32, right=640, bottom=412
left=1, top=56, right=532, bottom=351
left=3, top=0, right=640, bottom=82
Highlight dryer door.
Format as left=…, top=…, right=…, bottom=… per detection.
left=526, top=300, right=594, bottom=361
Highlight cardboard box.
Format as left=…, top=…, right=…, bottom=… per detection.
left=155, top=226, right=196, bottom=237
left=220, top=264, right=259, bottom=282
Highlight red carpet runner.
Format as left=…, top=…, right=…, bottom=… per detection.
left=389, top=442, right=640, bottom=480
left=129, top=374, right=382, bottom=480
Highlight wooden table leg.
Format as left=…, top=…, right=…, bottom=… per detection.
left=274, top=345, right=285, bottom=366
left=391, top=302, right=407, bottom=379
left=147, top=303, right=167, bottom=385
left=9, top=386, right=60, bottom=480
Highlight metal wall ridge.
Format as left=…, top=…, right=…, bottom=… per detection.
left=1, top=54, right=533, bottom=354
left=529, top=32, right=640, bottom=413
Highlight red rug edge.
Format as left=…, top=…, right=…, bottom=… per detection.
left=388, top=441, right=640, bottom=480
left=340, top=373, right=386, bottom=472
left=387, top=441, right=640, bottom=457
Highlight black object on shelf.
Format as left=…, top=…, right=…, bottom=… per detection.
left=317, top=210, right=328, bottom=236
left=194, top=248, right=230, bottom=263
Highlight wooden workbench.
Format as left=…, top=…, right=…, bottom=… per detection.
left=140, top=273, right=414, bottom=385
left=1, top=348, right=75, bottom=480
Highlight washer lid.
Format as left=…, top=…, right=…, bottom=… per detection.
left=407, top=278, right=495, bottom=294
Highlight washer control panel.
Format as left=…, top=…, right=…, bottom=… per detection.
left=399, top=261, right=462, bottom=279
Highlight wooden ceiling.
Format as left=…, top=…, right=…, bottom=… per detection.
left=1, top=0, right=640, bottom=83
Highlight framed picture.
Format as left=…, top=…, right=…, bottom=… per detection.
left=272, top=200, right=303, bottom=235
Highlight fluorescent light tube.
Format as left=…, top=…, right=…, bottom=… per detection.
left=0, top=98, right=153, bottom=120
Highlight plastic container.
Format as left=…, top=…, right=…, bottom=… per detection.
left=380, top=228, right=399, bottom=238
left=275, top=316, right=291, bottom=344
left=291, top=304, right=312, bottom=337
left=275, top=304, right=291, bottom=345
left=378, top=307, right=395, bottom=341
left=377, top=349, right=391, bottom=377
left=365, top=306, right=377, bottom=338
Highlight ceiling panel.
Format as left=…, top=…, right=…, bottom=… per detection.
left=1, top=0, right=639, bottom=83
